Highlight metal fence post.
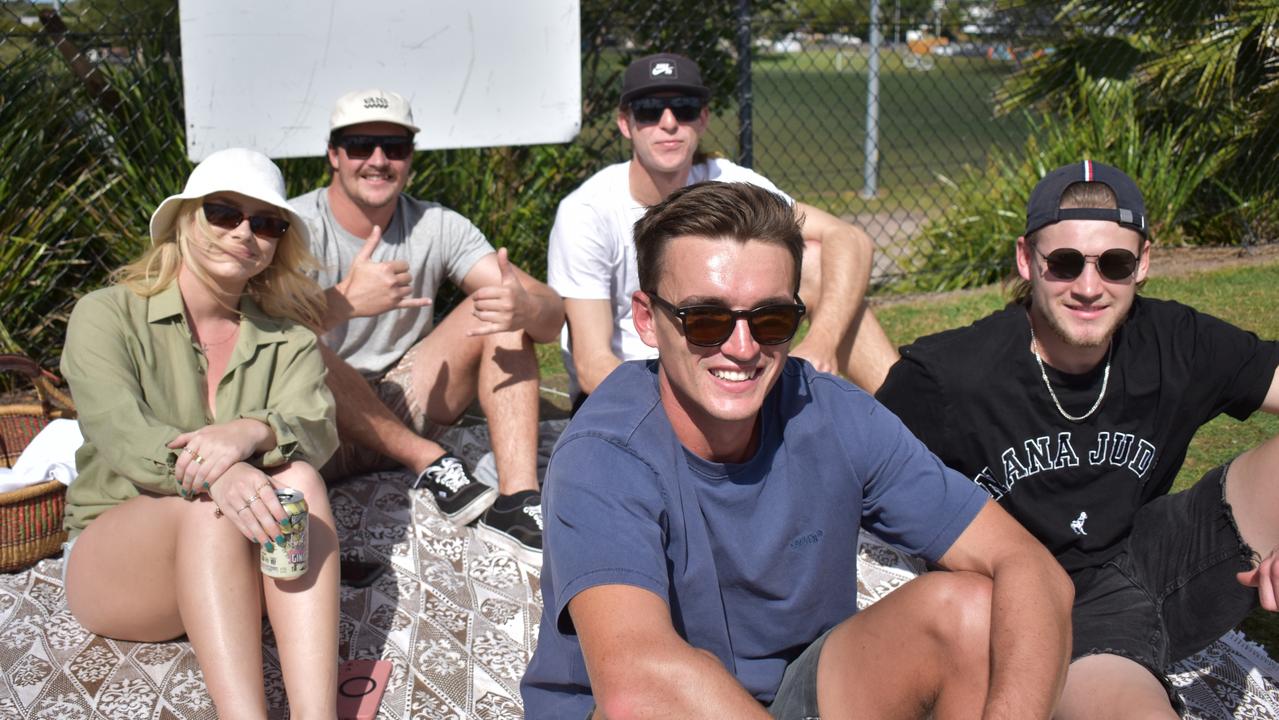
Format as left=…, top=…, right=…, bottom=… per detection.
left=737, top=0, right=753, bottom=169
left=863, top=0, right=881, bottom=198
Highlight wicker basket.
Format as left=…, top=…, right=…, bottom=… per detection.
left=0, top=354, right=75, bottom=573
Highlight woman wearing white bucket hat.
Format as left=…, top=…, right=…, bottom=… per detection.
left=59, top=148, right=341, bottom=717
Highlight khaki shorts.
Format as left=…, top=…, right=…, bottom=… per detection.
left=320, top=347, right=447, bottom=481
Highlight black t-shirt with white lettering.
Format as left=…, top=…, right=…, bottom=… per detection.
left=876, top=297, right=1279, bottom=572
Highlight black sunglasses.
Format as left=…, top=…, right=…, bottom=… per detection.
left=630, top=95, right=703, bottom=124
left=648, top=293, right=806, bottom=347
left=333, top=134, right=414, bottom=161
left=1033, top=246, right=1139, bottom=282
left=202, top=202, right=290, bottom=239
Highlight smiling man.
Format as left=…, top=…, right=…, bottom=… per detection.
left=289, top=89, right=564, bottom=563
left=522, top=182, right=1073, bottom=719
left=547, top=53, right=898, bottom=412
left=876, top=161, right=1279, bottom=718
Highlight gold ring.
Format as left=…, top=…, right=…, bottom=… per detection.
left=193, top=454, right=205, bottom=465
left=236, top=504, right=251, bottom=513
left=247, top=494, right=260, bottom=505
left=182, top=447, right=195, bottom=456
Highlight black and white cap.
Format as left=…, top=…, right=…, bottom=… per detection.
left=1025, top=160, right=1148, bottom=238
left=619, top=53, right=710, bottom=106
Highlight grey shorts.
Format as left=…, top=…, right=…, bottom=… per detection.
left=1069, top=462, right=1258, bottom=706
left=320, top=346, right=447, bottom=480
left=767, top=626, right=834, bottom=720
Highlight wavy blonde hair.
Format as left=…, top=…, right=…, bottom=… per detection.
left=115, top=199, right=326, bottom=329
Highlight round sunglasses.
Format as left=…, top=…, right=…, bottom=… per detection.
left=1033, top=246, right=1139, bottom=282
left=202, top=202, right=290, bottom=239
left=647, top=293, right=806, bottom=347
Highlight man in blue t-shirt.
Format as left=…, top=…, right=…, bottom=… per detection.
left=522, top=182, right=1074, bottom=719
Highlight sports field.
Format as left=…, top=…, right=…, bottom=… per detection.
left=700, top=48, right=1032, bottom=217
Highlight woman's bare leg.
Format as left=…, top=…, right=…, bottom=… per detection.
left=261, top=462, right=340, bottom=719
left=66, top=493, right=269, bottom=719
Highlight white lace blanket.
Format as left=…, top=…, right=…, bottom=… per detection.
left=0, top=421, right=1275, bottom=719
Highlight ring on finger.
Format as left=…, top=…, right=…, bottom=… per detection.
left=246, top=494, right=260, bottom=506
left=193, top=454, right=205, bottom=465
left=236, top=503, right=251, bottom=513
left=182, top=447, right=195, bottom=457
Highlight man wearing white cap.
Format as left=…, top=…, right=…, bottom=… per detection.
left=290, top=89, right=563, bottom=563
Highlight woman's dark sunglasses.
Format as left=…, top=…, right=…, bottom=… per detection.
left=648, top=293, right=806, bottom=347
left=1033, top=246, right=1139, bottom=282
left=333, top=134, right=414, bottom=160
left=630, top=95, right=703, bottom=124
left=202, top=202, right=290, bottom=239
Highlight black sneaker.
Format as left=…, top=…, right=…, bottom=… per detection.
left=477, top=490, right=543, bottom=565
left=412, top=454, right=496, bottom=526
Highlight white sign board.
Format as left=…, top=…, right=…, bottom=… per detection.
left=178, top=0, right=581, bottom=161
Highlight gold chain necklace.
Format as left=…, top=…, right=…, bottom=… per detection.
left=195, top=318, right=241, bottom=352
left=1027, top=317, right=1111, bottom=423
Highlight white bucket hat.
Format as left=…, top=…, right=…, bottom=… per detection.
left=148, top=147, right=308, bottom=246
left=329, top=88, right=420, bottom=134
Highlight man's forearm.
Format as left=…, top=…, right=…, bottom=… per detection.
left=592, top=645, right=770, bottom=720
left=982, top=556, right=1074, bottom=719
left=574, top=352, right=622, bottom=395
left=806, top=221, right=873, bottom=348
left=320, top=285, right=353, bottom=332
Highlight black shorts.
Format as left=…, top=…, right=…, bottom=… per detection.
left=1070, top=462, right=1259, bottom=696
left=766, top=626, right=832, bottom=720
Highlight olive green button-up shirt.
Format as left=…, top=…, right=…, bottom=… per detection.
left=60, top=282, right=337, bottom=536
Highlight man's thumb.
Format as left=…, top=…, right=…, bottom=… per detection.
left=355, top=225, right=383, bottom=262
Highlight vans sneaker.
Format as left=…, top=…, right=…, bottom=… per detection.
left=477, top=490, right=543, bottom=565
left=412, top=453, right=496, bottom=526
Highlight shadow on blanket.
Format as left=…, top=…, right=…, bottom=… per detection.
left=0, top=421, right=1276, bottom=719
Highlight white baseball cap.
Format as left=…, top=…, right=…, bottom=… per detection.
left=148, top=148, right=307, bottom=246
left=329, top=88, right=420, bottom=134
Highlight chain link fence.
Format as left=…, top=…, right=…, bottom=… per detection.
left=3, top=0, right=1276, bottom=367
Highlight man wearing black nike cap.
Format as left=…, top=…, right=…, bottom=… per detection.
left=547, top=53, right=898, bottom=412
left=877, top=160, right=1279, bottom=718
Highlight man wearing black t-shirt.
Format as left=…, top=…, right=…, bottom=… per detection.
left=877, top=160, right=1279, bottom=719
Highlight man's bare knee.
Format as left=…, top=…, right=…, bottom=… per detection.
left=921, top=571, right=993, bottom=660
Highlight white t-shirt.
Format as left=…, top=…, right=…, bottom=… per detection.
left=546, top=158, right=792, bottom=395
left=290, top=188, right=493, bottom=377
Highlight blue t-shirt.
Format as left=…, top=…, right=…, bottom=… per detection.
left=520, top=359, right=987, bottom=718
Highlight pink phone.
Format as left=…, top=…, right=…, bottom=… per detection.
left=337, top=659, right=392, bottom=720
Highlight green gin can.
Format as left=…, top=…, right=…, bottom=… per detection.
left=261, top=488, right=308, bottom=579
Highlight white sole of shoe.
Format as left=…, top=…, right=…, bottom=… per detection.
left=441, top=486, right=497, bottom=528
left=474, top=521, right=543, bottom=566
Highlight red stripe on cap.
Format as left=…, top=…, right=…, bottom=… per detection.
left=1083, top=159, right=1094, bottom=181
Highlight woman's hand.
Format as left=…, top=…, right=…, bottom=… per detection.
left=168, top=418, right=274, bottom=496
left=209, top=462, right=287, bottom=545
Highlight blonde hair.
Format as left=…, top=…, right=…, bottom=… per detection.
left=116, top=199, right=327, bottom=329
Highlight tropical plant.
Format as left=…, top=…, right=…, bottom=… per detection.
left=992, top=0, right=1279, bottom=244
left=899, top=74, right=1231, bottom=292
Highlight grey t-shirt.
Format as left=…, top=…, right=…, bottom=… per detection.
left=290, top=188, right=494, bottom=377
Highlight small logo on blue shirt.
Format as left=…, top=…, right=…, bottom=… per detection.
left=790, top=529, right=824, bottom=550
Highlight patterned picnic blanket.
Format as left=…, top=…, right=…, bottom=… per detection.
left=0, top=420, right=1276, bottom=719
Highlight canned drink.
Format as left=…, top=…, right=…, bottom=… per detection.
left=261, top=488, right=308, bottom=579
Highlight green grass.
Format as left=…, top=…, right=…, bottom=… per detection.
left=537, top=257, right=1279, bottom=655
left=700, top=49, right=1032, bottom=216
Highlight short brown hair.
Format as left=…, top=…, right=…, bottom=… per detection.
left=633, top=182, right=804, bottom=295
